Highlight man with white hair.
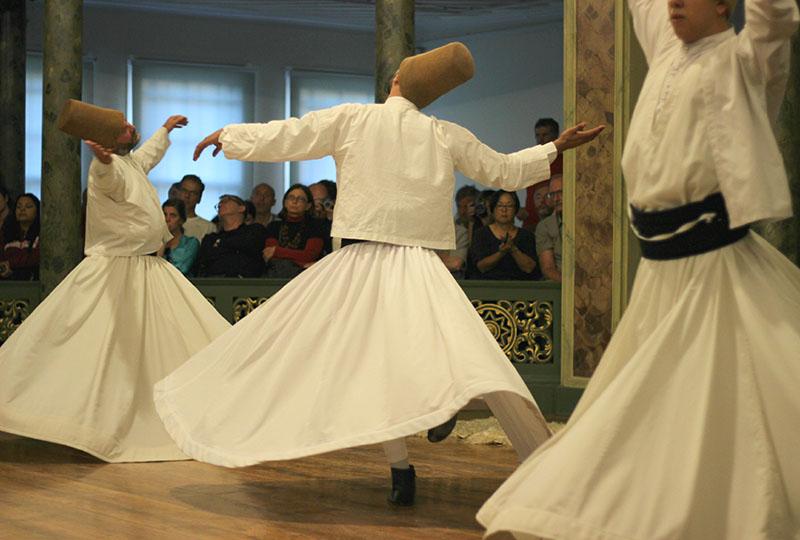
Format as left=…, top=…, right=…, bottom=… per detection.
left=479, top=1, right=800, bottom=538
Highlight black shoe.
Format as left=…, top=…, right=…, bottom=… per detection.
left=427, top=414, right=458, bottom=443
left=387, top=465, right=416, bottom=506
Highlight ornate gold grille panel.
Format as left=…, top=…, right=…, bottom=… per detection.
left=233, top=297, right=268, bottom=322
left=471, top=299, right=554, bottom=364
left=231, top=296, right=553, bottom=364
left=0, top=299, right=32, bottom=343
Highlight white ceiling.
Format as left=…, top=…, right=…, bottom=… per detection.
left=78, top=0, right=564, bottom=41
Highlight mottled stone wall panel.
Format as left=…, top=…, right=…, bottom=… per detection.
left=0, top=0, right=26, bottom=197
left=375, top=0, right=414, bottom=103
left=573, top=0, right=615, bottom=378
left=41, top=0, right=83, bottom=295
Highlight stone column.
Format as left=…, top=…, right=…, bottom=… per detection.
left=374, top=0, right=414, bottom=103
left=0, top=0, right=26, bottom=197
left=758, top=19, right=800, bottom=265
left=41, top=0, right=83, bottom=294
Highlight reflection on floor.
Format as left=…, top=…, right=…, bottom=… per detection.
left=0, top=431, right=522, bottom=539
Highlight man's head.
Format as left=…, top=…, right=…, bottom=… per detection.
left=216, top=194, right=246, bottom=229
left=309, top=183, right=329, bottom=219
left=535, top=118, right=560, bottom=145
left=114, top=122, right=141, bottom=156
left=532, top=181, right=553, bottom=219
left=168, top=182, right=182, bottom=200
left=250, top=183, right=276, bottom=214
left=547, top=174, right=563, bottom=214
left=455, top=185, right=480, bottom=223
left=668, top=0, right=733, bottom=44
left=179, top=174, right=205, bottom=213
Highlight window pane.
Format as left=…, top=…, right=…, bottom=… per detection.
left=288, top=70, right=373, bottom=187
left=131, top=61, right=255, bottom=220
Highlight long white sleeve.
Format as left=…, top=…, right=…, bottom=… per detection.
left=441, top=121, right=557, bottom=191
left=131, top=127, right=171, bottom=174
left=220, top=106, right=349, bottom=163
left=628, top=0, right=676, bottom=64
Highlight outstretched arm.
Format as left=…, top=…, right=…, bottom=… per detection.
left=444, top=121, right=603, bottom=192
left=132, top=115, right=187, bottom=172
left=194, top=106, right=348, bottom=163
left=738, top=0, right=800, bottom=122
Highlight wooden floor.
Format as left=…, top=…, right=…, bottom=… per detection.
left=0, top=432, right=519, bottom=539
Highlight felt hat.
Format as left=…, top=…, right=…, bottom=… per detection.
left=57, top=99, right=127, bottom=148
left=397, top=42, right=474, bottom=109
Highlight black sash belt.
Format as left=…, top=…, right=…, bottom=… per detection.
left=341, top=238, right=368, bottom=247
left=631, top=193, right=749, bottom=261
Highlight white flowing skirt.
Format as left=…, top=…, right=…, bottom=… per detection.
left=478, top=232, right=800, bottom=540
left=154, top=242, right=550, bottom=467
left=0, top=255, right=230, bottom=462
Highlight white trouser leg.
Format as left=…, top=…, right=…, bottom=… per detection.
left=483, top=393, right=541, bottom=462
left=382, top=437, right=409, bottom=468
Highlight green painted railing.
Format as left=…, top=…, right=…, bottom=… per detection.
left=0, top=279, right=580, bottom=417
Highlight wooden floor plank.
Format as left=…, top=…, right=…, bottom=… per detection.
left=0, top=433, right=518, bottom=539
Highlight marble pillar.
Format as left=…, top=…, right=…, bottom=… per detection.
left=758, top=19, right=800, bottom=266
left=563, top=0, right=617, bottom=382
left=0, top=0, right=26, bottom=197
left=40, top=0, right=83, bottom=295
left=374, top=0, right=414, bottom=103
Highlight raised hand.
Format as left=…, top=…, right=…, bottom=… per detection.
left=194, top=129, right=224, bottom=161
left=85, top=140, right=114, bottom=164
left=553, top=122, right=605, bottom=153
left=262, top=245, right=277, bottom=262
left=163, top=115, right=189, bottom=132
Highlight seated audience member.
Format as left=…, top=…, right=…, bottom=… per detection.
left=250, top=182, right=278, bottom=227
left=470, top=190, right=541, bottom=281
left=264, top=184, right=327, bottom=278
left=179, top=174, right=217, bottom=242
left=520, top=118, right=562, bottom=231
left=536, top=174, right=563, bottom=283
left=244, top=200, right=258, bottom=226
left=454, top=185, right=483, bottom=246
left=162, top=198, right=199, bottom=276
left=477, top=189, right=495, bottom=227
left=168, top=181, right=182, bottom=200
left=193, top=194, right=267, bottom=278
left=0, top=193, right=41, bottom=281
left=437, top=222, right=469, bottom=279
left=309, top=180, right=335, bottom=252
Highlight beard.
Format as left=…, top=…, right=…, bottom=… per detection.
left=114, top=128, right=141, bottom=156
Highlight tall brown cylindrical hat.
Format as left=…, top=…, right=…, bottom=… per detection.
left=57, top=99, right=127, bottom=148
left=397, top=42, right=475, bottom=109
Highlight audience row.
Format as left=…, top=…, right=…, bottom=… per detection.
left=0, top=171, right=562, bottom=283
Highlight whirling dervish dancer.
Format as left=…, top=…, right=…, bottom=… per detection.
left=154, top=43, right=603, bottom=504
left=478, top=0, right=800, bottom=538
left=0, top=101, right=230, bottom=462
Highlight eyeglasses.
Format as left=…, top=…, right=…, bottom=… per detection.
left=495, top=203, right=517, bottom=210
left=285, top=195, right=309, bottom=203
left=546, top=190, right=563, bottom=199
left=180, top=187, right=202, bottom=196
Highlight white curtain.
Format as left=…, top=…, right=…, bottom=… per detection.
left=287, top=70, right=373, bottom=188
left=131, top=60, right=255, bottom=220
